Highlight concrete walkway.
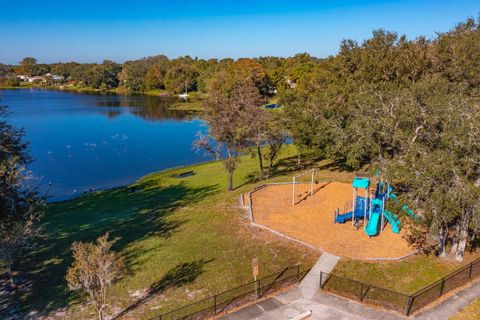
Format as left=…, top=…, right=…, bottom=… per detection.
left=299, top=253, right=340, bottom=300
left=414, top=280, right=480, bottom=319
left=219, top=278, right=480, bottom=320
left=219, top=287, right=403, bottom=320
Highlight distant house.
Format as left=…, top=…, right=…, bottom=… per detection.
left=27, top=76, right=46, bottom=83
left=15, top=73, right=64, bottom=83
left=46, top=73, right=64, bottom=81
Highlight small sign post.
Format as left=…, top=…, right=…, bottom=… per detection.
left=252, top=258, right=259, bottom=298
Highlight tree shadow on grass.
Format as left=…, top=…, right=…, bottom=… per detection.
left=233, top=154, right=330, bottom=191
left=267, top=153, right=324, bottom=179
left=316, top=159, right=355, bottom=172
left=18, top=181, right=219, bottom=317
left=113, top=259, right=212, bottom=319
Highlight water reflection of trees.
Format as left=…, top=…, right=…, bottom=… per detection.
left=94, top=94, right=195, bottom=121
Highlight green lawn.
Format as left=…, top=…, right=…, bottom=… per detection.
left=169, top=100, right=204, bottom=112
left=332, top=252, right=480, bottom=295
left=19, top=145, right=320, bottom=319
left=0, top=82, right=34, bottom=89
left=18, top=142, right=479, bottom=319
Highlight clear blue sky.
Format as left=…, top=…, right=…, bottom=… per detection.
left=0, top=0, right=478, bottom=64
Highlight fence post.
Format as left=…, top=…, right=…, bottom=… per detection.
left=439, top=278, right=445, bottom=297
left=255, top=278, right=260, bottom=299
left=406, top=295, right=415, bottom=316
left=469, top=262, right=474, bottom=278
left=213, top=294, right=217, bottom=315
left=296, top=265, right=300, bottom=283
left=319, top=272, right=323, bottom=289
left=359, top=283, right=364, bottom=301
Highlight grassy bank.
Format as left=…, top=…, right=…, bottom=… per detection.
left=332, top=254, right=480, bottom=294
left=19, top=145, right=319, bottom=319
left=0, top=82, right=34, bottom=89
left=16, top=143, right=479, bottom=319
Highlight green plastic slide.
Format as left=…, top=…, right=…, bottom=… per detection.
left=384, top=210, right=401, bottom=234
left=401, top=204, right=419, bottom=220
left=365, top=210, right=381, bottom=237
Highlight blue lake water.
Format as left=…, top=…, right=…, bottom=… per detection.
left=0, top=89, right=211, bottom=201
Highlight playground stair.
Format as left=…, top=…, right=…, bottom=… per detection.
left=299, top=252, right=340, bottom=300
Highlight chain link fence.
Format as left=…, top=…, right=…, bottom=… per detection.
left=320, top=257, right=480, bottom=316
left=151, top=265, right=310, bottom=320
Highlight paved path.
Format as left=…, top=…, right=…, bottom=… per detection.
left=220, top=279, right=480, bottom=320
left=414, top=280, right=480, bottom=320
left=299, top=253, right=340, bottom=300
left=219, top=288, right=403, bottom=320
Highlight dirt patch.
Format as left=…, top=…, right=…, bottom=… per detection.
left=250, top=182, right=414, bottom=259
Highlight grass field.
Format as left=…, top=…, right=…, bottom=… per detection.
left=0, top=82, right=34, bottom=89
left=332, top=252, right=480, bottom=294
left=19, top=146, right=320, bottom=319
left=169, top=100, right=204, bottom=112
left=15, top=143, right=480, bottom=319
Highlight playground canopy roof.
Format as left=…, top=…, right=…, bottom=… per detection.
left=352, top=177, right=370, bottom=189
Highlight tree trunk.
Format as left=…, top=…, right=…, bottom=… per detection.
left=455, top=230, right=468, bottom=262
left=6, top=263, right=16, bottom=288
left=97, top=308, right=103, bottom=320
left=257, top=145, right=264, bottom=180
left=228, top=171, right=234, bottom=191
left=450, top=221, right=460, bottom=257
left=470, top=230, right=478, bottom=253
left=455, top=210, right=471, bottom=262
left=266, top=157, right=274, bottom=180
left=438, top=222, right=448, bottom=258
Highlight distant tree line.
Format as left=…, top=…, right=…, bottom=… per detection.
left=0, top=54, right=322, bottom=94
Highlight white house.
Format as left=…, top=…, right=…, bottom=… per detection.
left=46, top=73, right=64, bottom=81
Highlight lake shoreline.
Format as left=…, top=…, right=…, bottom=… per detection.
left=0, top=86, right=205, bottom=112
left=48, top=156, right=217, bottom=204
left=1, top=89, right=209, bottom=201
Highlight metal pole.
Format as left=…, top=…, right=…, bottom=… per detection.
left=352, top=187, right=356, bottom=226
left=296, top=265, right=300, bottom=283
left=364, top=191, right=367, bottom=226
left=310, top=169, right=314, bottom=196
left=292, top=176, right=296, bottom=206
left=439, top=278, right=445, bottom=297
left=214, top=295, right=217, bottom=314
left=364, top=196, right=368, bottom=231
left=381, top=198, right=385, bottom=231
left=319, top=272, right=323, bottom=289
left=406, top=296, right=415, bottom=316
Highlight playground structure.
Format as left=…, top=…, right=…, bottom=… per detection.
left=334, top=172, right=417, bottom=238
left=248, top=178, right=414, bottom=259
left=292, top=169, right=318, bottom=206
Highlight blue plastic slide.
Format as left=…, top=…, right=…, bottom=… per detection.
left=365, top=209, right=381, bottom=236
left=384, top=210, right=401, bottom=234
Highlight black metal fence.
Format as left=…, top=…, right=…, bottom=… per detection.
left=320, top=256, right=480, bottom=316
left=151, top=265, right=309, bottom=320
